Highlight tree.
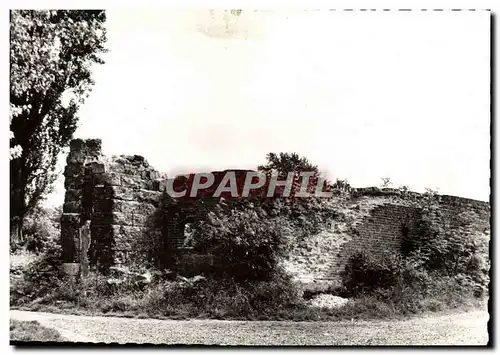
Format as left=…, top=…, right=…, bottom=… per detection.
left=257, top=152, right=324, bottom=197
left=10, top=10, right=107, bottom=241
left=380, top=177, right=392, bottom=188
left=258, top=152, right=318, bottom=176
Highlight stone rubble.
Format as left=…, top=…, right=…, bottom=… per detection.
left=308, top=294, right=349, bottom=309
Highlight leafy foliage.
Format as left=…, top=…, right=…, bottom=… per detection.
left=10, top=244, right=63, bottom=304
left=342, top=192, right=490, bottom=308
left=10, top=10, right=107, bottom=239
left=258, top=152, right=318, bottom=176
left=188, top=152, right=337, bottom=281
left=380, top=177, right=392, bottom=188
left=256, top=152, right=331, bottom=198
left=341, top=253, right=402, bottom=297
left=192, top=200, right=294, bottom=281
left=13, top=206, right=61, bottom=254
left=406, top=209, right=490, bottom=292
left=331, top=178, right=352, bottom=194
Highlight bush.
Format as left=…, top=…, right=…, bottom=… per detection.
left=10, top=244, right=63, bottom=305
left=341, top=253, right=402, bottom=297
left=339, top=195, right=490, bottom=315
left=341, top=245, right=487, bottom=315
left=11, top=206, right=61, bottom=255
left=15, top=267, right=305, bottom=320
left=192, top=201, right=294, bottom=282
left=187, top=272, right=304, bottom=319
left=402, top=208, right=490, bottom=292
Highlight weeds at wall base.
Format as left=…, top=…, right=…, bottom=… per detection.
left=11, top=273, right=486, bottom=322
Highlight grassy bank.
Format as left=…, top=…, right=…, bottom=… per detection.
left=10, top=267, right=486, bottom=322
left=10, top=320, right=65, bottom=342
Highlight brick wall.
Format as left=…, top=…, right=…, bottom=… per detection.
left=283, top=189, right=490, bottom=290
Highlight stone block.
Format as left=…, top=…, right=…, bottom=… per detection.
left=132, top=213, right=148, bottom=226
left=137, top=202, right=158, bottom=216
left=66, top=151, right=88, bottom=164
left=113, top=200, right=157, bottom=216
left=148, top=179, right=161, bottom=191
left=111, top=225, right=145, bottom=249
left=158, top=180, right=169, bottom=192
left=107, top=157, right=142, bottom=175
left=109, top=186, right=136, bottom=201
left=93, top=172, right=121, bottom=186
left=121, top=174, right=143, bottom=187
left=64, top=176, right=84, bottom=190
left=69, top=139, right=86, bottom=151
left=137, top=189, right=162, bottom=205
left=90, top=224, right=114, bottom=243
left=92, top=212, right=130, bottom=226
left=86, top=162, right=106, bottom=174
left=64, top=189, right=82, bottom=203
left=64, top=163, right=84, bottom=177
left=61, top=213, right=81, bottom=226
left=93, top=185, right=114, bottom=199
left=114, top=200, right=138, bottom=214
left=85, top=139, right=102, bottom=154
left=93, top=198, right=113, bottom=213
left=141, top=170, right=160, bottom=180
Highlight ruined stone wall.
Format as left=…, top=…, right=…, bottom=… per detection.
left=61, top=139, right=490, bottom=283
left=283, top=189, right=490, bottom=290
left=61, top=139, right=103, bottom=264
left=61, top=139, right=165, bottom=272
left=60, top=140, right=245, bottom=273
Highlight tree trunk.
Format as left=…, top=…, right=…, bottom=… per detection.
left=10, top=216, right=23, bottom=245
left=10, top=147, right=27, bottom=245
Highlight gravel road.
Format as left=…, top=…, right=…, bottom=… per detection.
left=10, top=309, right=489, bottom=345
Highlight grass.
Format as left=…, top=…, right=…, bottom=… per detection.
left=10, top=320, right=65, bottom=342
left=10, top=249, right=488, bottom=323
left=11, top=280, right=487, bottom=323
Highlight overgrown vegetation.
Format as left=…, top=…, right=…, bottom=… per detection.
left=10, top=153, right=489, bottom=321
left=10, top=206, right=61, bottom=255
left=340, top=192, right=489, bottom=315
left=192, top=203, right=294, bottom=282
left=10, top=10, right=107, bottom=243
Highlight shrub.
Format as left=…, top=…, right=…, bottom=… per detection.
left=188, top=272, right=304, bottom=319
left=192, top=201, right=294, bottom=282
left=10, top=244, right=63, bottom=305
left=341, top=252, right=402, bottom=297
left=341, top=244, right=487, bottom=315
left=403, top=208, right=490, bottom=290
left=14, top=206, right=61, bottom=254
left=121, top=271, right=306, bottom=320
left=331, top=178, right=352, bottom=194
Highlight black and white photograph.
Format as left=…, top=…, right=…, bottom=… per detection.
left=9, top=6, right=492, bottom=346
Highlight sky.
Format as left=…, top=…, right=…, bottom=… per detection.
left=47, top=9, right=490, bottom=206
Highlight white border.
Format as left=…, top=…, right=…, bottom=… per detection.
left=3, top=1, right=496, bottom=353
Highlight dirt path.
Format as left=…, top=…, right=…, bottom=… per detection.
left=10, top=309, right=489, bottom=345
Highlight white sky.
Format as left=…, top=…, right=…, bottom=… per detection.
left=47, top=9, right=490, bottom=205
